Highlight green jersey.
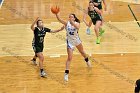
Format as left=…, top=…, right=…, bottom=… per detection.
left=91, top=0, right=102, bottom=9
left=32, top=27, right=51, bottom=47
left=88, top=9, right=102, bottom=25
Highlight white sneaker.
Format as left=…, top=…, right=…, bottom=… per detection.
left=40, top=71, right=47, bottom=77
left=86, top=61, right=92, bottom=67
left=86, top=27, right=91, bottom=35
left=64, top=73, right=68, bottom=81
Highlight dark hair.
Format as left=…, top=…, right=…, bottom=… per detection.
left=71, top=14, right=80, bottom=23
left=36, top=20, right=42, bottom=26
left=89, top=0, right=93, bottom=3
left=88, top=1, right=94, bottom=11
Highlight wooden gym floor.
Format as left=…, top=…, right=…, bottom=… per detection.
left=0, top=0, right=140, bottom=93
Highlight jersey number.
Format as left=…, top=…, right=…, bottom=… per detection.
left=40, top=37, right=44, bottom=43
left=69, top=32, right=74, bottom=35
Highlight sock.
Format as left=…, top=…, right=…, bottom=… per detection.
left=65, top=70, right=69, bottom=74
left=85, top=57, right=89, bottom=62
left=40, top=69, right=44, bottom=73
left=33, top=58, right=36, bottom=61
left=35, top=54, right=38, bottom=57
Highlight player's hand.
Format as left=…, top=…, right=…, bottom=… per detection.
left=69, top=19, right=74, bottom=24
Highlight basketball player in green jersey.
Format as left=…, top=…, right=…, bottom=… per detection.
left=83, top=1, right=102, bottom=44
left=87, top=0, right=107, bottom=37
left=31, top=17, right=64, bottom=77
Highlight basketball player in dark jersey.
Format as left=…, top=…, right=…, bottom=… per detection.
left=31, top=17, right=64, bottom=77
left=83, top=1, right=102, bottom=44
left=135, top=79, right=140, bottom=93
left=87, top=0, right=107, bottom=37
left=91, top=0, right=107, bottom=34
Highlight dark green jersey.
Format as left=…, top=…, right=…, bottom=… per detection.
left=88, top=10, right=101, bottom=20
left=32, top=27, right=51, bottom=46
left=91, top=0, right=102, bottom=9
left=88, top=9, right=102, bottom=25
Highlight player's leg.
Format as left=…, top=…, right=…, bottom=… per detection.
left=31, top=46, right=38, bottom=65
left=76, top=43, right=91, bottom=67
left=64, top=48, right=73, bottom=81
left=99, top=18, right=105, bottom=36
left=94, top=20, right=102, bottom=44
left=36, top=52, right=46, bottom=77
left=31, top=53, right=38, bottom=65
left=98, top=6, right=105, bottom=36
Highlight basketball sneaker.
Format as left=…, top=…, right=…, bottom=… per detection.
left=64, top=73, right=69, bottom=81
left=40, top=70, right=47, bottom=77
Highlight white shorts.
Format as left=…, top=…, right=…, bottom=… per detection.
left=67, top=38, right=81, bottom=50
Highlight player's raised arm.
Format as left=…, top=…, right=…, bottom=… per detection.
left=31, top=17, right=39, bottom=31
left=51, top=6, right=67, bottom=26
left=50, top=26, right=65, bottom=33
left=55, top=14, right=67, bottom=26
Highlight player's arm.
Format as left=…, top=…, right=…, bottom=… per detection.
left=83, top=20, right=92, bottom=27
left=50, top=26, right=65, bottom=33
left=55, top=14, right=67, bottom=26
left=94, top=7, right=102, bottom=15
left=83, top=10, right=92, bottom=27
left=103, top=0, right=107, bottom=11
left=83, top=18, right=92, bottom=27
left=31, top=17, right=39, bottom=31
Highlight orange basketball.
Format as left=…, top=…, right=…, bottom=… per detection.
left=51, top=6, right=60, bottom=14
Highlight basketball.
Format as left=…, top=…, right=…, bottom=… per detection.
left=51, top=5, right=60, bottom=14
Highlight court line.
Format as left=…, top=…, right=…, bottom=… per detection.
left=46, top=43, right=66, bottom=50
left=0, top=52, right=138, bottom=57
left=128, top=4, right=140, bottom=27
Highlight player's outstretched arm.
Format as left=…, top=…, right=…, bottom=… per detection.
left=50, top=26, right=65, bottom=33
left=55, top=14, right=67, bottom=26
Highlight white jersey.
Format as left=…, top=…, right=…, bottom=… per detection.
left=66, top=21, right=79, bottom=40
left=65, top=21, right=81, bottom=49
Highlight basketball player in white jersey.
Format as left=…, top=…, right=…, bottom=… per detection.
left=53, top=13, right=91, bottom=81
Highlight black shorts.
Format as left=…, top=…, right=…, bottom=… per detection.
left=32, top=44, right=44, bottom=53
left=92, top=17, right=102, bottom=25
